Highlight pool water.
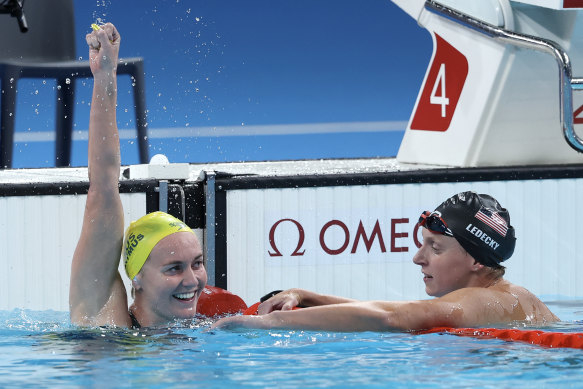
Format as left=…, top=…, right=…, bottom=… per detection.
left=1, top=301, right=582, bottom=388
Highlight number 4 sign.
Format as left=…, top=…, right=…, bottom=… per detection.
left=575, top=104, right=583, bottom=124
left=411, top=34, right=468, bottom=132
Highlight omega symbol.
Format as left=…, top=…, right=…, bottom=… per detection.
left=268, top=218, right=306, bottom=257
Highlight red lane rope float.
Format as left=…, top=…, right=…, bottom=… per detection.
left=243, top=302, right=262, bottom=316
left=417, top=327, right=583, bottom=349
left=243, top=301, right=583, bottom=350
left=196, top=285, right=248, bottom=317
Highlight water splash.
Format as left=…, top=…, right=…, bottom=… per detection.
left=92, top=0, right=111, bottom=25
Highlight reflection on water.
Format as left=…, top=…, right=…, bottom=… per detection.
left=1, top=306, right=583, bottom=388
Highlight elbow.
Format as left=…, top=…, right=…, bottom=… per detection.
left=382, top=311, right=405, bottom=331
left=358, top=302, right=404, bottom=332
left=381, top=308, right=432, bottom=332
left=361, top=304, right=403, bottom=332
left=88, top=163, right=121, bottom=188
left=86, top=186, right=121, bottom=208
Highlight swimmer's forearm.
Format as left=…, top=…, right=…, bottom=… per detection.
left=88, top=73, right=120, bottom=187
left=269, top=303, right=392, bottom=331
left=295, top=289, right=357, bottom=307
left=217, top=301, right=403, bottom=332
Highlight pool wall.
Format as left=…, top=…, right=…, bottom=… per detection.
left=1, top=161, right=581, bottom=311
left=220, top=164, right=583, bottom=304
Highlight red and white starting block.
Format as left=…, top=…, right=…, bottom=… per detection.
left=392, top=0, right=583, bottom=167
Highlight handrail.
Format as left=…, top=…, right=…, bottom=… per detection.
left=425, top=0, right=583, bottom=153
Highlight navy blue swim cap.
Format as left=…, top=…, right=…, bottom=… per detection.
left=434, top=191, right=516, bottom=268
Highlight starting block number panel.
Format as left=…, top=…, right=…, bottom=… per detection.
left=410, top=34, right=468, bottom=132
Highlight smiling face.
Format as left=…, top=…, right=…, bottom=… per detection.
left=412, top=228, right=481, bottom=297
left=133, top=231, right=207, bottom=325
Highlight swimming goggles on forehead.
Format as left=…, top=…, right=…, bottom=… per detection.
left=418, top=211, right=454, bottom=237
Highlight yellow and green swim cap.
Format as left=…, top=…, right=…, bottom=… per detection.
left=123, top=211, right=194, bottom=279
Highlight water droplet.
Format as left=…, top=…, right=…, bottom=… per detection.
left=65, top=78, right=71, bottom=84
left=57, top=85, right=62, bottom=90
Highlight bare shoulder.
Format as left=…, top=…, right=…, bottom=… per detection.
left=439, top=280, right=559, bottom=325
left=491, top=280, right=559, bottom=323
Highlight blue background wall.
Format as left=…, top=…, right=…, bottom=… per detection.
left=8, top=0, right=431, bottom=167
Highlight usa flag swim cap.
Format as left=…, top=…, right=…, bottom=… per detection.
left=434, top=191, right=516, bottom=268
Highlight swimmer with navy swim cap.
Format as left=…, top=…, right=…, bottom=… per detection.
left=69, top=23, right=207, bottom=328
left=429, top=191, right=516, bottom=269
left=213, top=191, right=559, bottom=332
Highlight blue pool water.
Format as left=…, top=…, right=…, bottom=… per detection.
left=1, top=301, right=582, bottom=388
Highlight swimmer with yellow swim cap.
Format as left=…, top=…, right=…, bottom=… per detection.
left=124, top=211, right=195, bottom=280
left=70, top=23, right=207, bottom=328
left=123, top=212, right=206, bottom=328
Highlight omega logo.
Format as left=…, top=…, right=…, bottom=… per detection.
left=268, top=217, right=423, bottom=257
left=268, top=219, right=306, bottom=256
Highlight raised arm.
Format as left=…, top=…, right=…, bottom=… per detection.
left=69, top=23, right=130, bottom=327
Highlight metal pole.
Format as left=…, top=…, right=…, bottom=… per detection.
left=157, top=180, right=168, bottom=213
left=204, top=171, right=216, bottom=286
